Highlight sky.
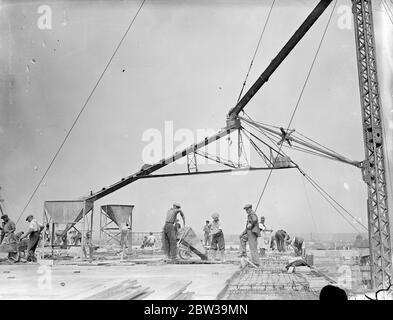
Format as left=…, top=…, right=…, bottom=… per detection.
left=0, top=0, right=392, bottom=237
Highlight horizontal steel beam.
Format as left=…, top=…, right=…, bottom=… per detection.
left=85, top=121, right=240, bottom=202
left=136, top=166, right=298, bottom=179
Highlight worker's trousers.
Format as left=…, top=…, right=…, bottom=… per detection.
left=240, top=230, right=260, bottom=265
left=162, top=222, right=177, bottom=259
left=27, top=231, right=40, bottom=262
left=204, top=233, right=211, bottom=246
left=275, top=234, right=286, bottom=252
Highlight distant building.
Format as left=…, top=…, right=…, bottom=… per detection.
left=353, top=234, right=369, bottom=249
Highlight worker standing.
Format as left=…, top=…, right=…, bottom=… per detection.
left=162, top=203, right=185, bottom=261
left=174, top=219, right=182, bottom=239
left=258, top=216, right=273, bottom=257
left=210, top=213, right=225, bottom=262
left=20, top=214, right=43, bottom=262
left=203, top=220, right=211, bottom=247
left=239, top=204, right=261, bottom=266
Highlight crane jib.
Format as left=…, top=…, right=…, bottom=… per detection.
left=228, top=0, right=333, bottom=118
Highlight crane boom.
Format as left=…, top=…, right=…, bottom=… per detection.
left=86, top=121, right=240, bottom=202
left=352, top=0, right=392, bottom=289
left=228, top=0, right=333, bottom=118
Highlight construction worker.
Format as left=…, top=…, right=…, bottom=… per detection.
left=239, top=204, right=261, bottom=266
left=82, top=231, right=94, bottom=262
left=0, top=220, right=5, bottom=244
left=20, top=214, right=43, bottom=262
left=147, top=232, right=156, bottom=247
left=174, top=219, right=182, bottom=239
left=288, top=235, right=305, bottom=257
left=0, top=214, right=16, bottom=244
left=258, top=216, right=273, bottom=256
left=120, top=223, right=130, bottom=249
left=203, top=220, right=211, bottom=246
left=274, top=229, right=290, bottom=252
left=210, top=213, right=225, bottom=262
left=1, top=214, right=18, bottom=261
left=162, top=203, right=185, bottom=261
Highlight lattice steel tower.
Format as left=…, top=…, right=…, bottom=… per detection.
left=352, top=0, right=392, bottom=289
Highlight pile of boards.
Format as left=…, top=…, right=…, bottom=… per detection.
left=61, top=279, right=194, bottom=300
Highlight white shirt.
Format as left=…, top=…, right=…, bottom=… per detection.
left=259, top=222, right=266, bottom=231
left=210, top=220, right=222, bottom=235
left=29, top=219, right=41, bottom=232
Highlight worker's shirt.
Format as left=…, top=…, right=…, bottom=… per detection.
left=259, top=222, right=266, bottom=231
left=291, top=236, right=305, bottom=249
left=120, top=225, right=129, bottom=233
left=203, top=225, right=210, bottom=234
left=165, top=208, right=181, bottom=223
left=246, top=212, right=258, bottom=229
left=29, top=219, right=41, bottom=232
left=4, top=221, right=16, bottom=234
left=210, top=220, right=222, bottom=235
left=147, top=235, right=156, bottom=244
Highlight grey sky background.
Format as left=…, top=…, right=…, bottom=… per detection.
left=0, top=0, right=392, bottom=236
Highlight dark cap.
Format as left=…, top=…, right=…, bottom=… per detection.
left=25, top=214, right=33, bottom=221
left=1, top=214, right=8, bottom=220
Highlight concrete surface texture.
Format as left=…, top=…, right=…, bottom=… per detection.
left=0, top=263, right=238, bottom=300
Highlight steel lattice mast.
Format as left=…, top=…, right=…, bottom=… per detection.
left=352, top=0, right=392, bottom=289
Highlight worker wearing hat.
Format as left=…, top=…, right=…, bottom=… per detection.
left=162, top=203, right=185, bottom=261
left=258, top=216, right=273, bottom=257
left=239, top=204, right=261, bottom=266
left=20, top=214, right=43, bottom=262
left=0, top=215, right=6, bottom=244
left=209, top=212, right=225, bottom=262
left=0, top=214, right=16, bottom=245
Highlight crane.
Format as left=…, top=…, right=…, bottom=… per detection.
left=46, top=0, right=390, bottom=290
left=352, top=0, right=392, bottom=290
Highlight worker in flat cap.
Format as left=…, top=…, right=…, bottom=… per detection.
left=20, top=215, right=44, bottom=262
left=162, top=203, right=185, bottom=261
left=0, top=214, right=16, bottom=245
left=210, top=212, right=225, bottom=262
left=239, top=204, right=261, bottom=266
left=1, top=214, right=18, bottom=261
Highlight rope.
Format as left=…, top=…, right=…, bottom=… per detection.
left=236, top=0, right=276, bottom=103
left=15, top=0, right=147, bottom=225
left=254, top=0, right=337, bottom=212
left=298, top=168, right=368, bottom=232
left=382, top=0, right=393, bottom=26
left=300, top=173, right=320, bottom=237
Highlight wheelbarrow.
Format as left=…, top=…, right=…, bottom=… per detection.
left=176, top=227, right=208, bottom=261
left=0, top=239, right=29, bottom=263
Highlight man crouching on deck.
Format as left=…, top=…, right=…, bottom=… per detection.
left=162, top=203, right=185, bottom=262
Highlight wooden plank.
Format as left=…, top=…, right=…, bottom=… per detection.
left=173, top=291, right=195, bottom=300
left=110, top=286, right=152, bottom=300
left=131, top=289, right=155, bottom=300
left=69, top=279, right=138, bottom=300
left=147, top=281, right=192, bottom=300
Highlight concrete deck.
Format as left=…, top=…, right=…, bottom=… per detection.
left=0, top=262, right=238, bottom=300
